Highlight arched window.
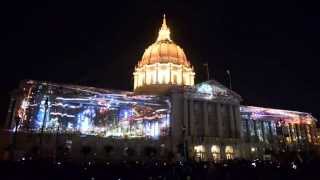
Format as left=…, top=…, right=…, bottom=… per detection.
left=211, top=145, right=220, bottom=161
left=225, top=145, right=234, bottom=160
left=194, top=145, right=205, bottom=161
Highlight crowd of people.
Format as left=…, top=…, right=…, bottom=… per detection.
left=1, top=157, right=320, bottom=180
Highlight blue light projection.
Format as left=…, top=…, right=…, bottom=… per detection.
left=16, top=82, right=171, bottom=139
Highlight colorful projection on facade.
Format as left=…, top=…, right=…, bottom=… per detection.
left=14, top=81, right=171, bottom=139
left=240, top=106, right=317, bottom=144
left=240, top=106, right=315, bottom=125
left=194, top=81, right=241, bottom=102
left=196, top=82, right=228, bottom=98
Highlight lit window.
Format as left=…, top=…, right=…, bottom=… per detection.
left=194, top=145, right=205, bottom=160
left=211, top=145, right=220, bottom=161
left=251, top=147, right=256, bottom=152
left=225, top=146, right=234, bottom=160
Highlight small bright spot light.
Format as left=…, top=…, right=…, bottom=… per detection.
left=251, top=162, right=256, bottom=168
left=57, top=162, right=61, bottom=165
left=251, top=147, right=256, bottom=152
left=21, top=157, right=25, bottom=161
left=292, top=162, right=297, bottom=170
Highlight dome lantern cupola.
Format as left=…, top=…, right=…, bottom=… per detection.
left=156, top=14, right=172, bottom=42
left=133, top=15, right=195, bottom=92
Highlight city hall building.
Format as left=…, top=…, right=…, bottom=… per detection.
left=1, top=16, right=319, bottom=162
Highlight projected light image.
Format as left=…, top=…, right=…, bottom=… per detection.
left=14, top=81, right=170, bottom=139
left=240, top=106, right=314, bottom=125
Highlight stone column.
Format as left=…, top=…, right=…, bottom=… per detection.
left=183, top=98, right=189, bottom=136
left=133, top=75, right=137, bottom=89
left=310, top=125, right=316, bottom=144
left=169, top=63, right=172, bottom=84
left=220, top=144, right=226, bottom=160
left=181, top=66, right=183, bottom=85
left=261, top=121, right=266, bottom=143
left=296, top=124, right=301, bottom=145
left=144, top=67, right=147, bottom=84
left=253, top=121, right=258, bottom=142
left=234, top=106, right=242, bottom=138
left=156, top=63, right=159, bottom=83
left=189, top=100, right=194, bottom=136
left=245, top=119, right=250, bottom=142
left=301, top=124, right=307, bottom=143
left=5, top=97, right=15, bottom=129
left=203, top=102, right=209, bottom=137
left=216, top=103, right=223, bottom=138
left=293, top=124, right=298, bottom=144
left=268, top=121, right=273, bottom=143
left=288, top=123, right=293, bottom=144
left=304, top=124, right=310, bottom=143
left=229, top=105, right=235, bottom=138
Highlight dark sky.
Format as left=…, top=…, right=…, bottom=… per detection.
left=1, top=0, right=320, bottom=125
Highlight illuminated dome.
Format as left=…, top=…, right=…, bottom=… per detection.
left=138, top=41, right=191, bottom=67
left=133, top=15, right=195, bottom=91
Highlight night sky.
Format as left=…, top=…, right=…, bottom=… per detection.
left=1, top=0, right=320, bottom=126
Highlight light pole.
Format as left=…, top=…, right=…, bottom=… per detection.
left=226, top=69, right=232, bottom=90
left=203, top=63, right=210, bottom=80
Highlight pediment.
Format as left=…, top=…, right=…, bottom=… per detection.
left=194, top=80, right=242, bottom=101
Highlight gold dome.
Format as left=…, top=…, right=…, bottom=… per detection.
left=137, top=15, right=191, bottom=68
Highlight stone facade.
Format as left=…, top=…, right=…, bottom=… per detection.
left=169, top=81, right=243, bottom=161
left=1, top=80, right=319, bottom=162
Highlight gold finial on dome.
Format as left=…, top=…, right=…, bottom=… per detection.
left=156, top=14, right=172, bottom=42
left=162, top=14, right=167, bottom=27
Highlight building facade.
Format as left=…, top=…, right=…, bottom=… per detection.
left=1, top=15, right=319, bottom=161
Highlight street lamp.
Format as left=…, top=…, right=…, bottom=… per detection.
left=226, top=69, right=232, bottom=90
left=203, top=63, right=210, bottom=81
